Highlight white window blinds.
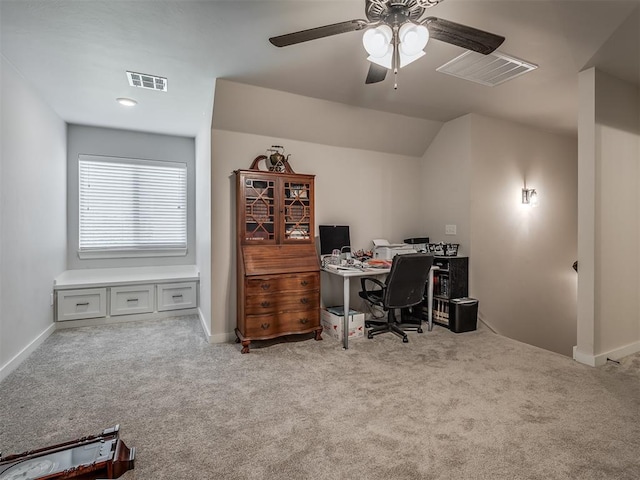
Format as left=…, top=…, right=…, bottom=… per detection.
left=79, top=155, right=187, bottom=254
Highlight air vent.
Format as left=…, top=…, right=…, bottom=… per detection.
left=126, top=71, right=167, bottom=92
left=436, top=50, right=537, bottom=86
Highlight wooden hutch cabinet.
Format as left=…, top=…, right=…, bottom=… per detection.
left=235, top=169, right=322, bottom=353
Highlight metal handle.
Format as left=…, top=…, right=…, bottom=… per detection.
left=127, top=298, right=139, bottom=302
left=76, top=302, right=89, bottom=306
left=261, top=301, right=270, bottom=308
left=300, top=280, right=308, bottom=286
left=261, top=323, right=270, bottom=330
left=172, top=294, right=183, bottom=299
left=261, top=283, right=270, bottom=290
left=300, top=297, right=309, bottom=304
left=299, top=318, right=309, bottom=325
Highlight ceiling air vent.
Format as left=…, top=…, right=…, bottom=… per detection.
left=436, top=50, right=537, bottom=87
left=126, top=71, right=167, bottom=92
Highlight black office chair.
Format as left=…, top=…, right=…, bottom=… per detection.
left=358, top=253, right=434, bottom=343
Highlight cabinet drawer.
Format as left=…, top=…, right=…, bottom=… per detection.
left=246, top=273, right=319, bottom=295
left=245, top=291, right=319, bottom=315
left=57, top=288, right=107, bottom=321
left=157, top=282, right=197, bottom=311
left=244, top=309, right=320, bottom=337
left=110, top=285, right=155, bottom=316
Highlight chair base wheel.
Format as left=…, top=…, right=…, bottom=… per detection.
left=417, top=327, right=423, bottom=334
left=367, top=332, right=374, bottom=339
left=402, top=336, right=409, bottom=343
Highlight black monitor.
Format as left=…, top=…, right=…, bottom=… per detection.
left=319, top=225, right=351, bottom=255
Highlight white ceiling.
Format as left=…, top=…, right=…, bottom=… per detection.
left=1, top=0, right=638, bottom=140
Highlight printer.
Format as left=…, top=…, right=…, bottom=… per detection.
left=372, top=239, right=417, bottom=260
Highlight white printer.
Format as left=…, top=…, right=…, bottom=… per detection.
left=372, top=239, right=417, bottom=260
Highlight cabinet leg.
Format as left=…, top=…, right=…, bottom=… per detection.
left=241, top=340, right=251, bottom=354
left=314, top=327, right=323, bottom=341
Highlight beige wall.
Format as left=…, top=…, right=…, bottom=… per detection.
left=422, top=113, right=578, bottom=356
left=210, top=129, right=422, bottom=339
left=576, top=68, right=640, bottom=365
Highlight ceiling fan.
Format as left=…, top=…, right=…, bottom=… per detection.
left=269, top=0, right=505, bottom=88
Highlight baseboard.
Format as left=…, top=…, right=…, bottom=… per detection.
left=54, top=308, right=199, bottom=329
left=197, top=307, right=212, bottom=342
left=573, top=341, right=640, bottom=367
left=0, top=323, right=56, bottom=383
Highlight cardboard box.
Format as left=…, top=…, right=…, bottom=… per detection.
left=321, top=306, right=365, bottom=341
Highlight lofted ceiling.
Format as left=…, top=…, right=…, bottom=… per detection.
left=1, top=0, right=638, bottom=142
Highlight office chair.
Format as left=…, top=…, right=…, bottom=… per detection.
left=358, top=253, right=434, bottom=343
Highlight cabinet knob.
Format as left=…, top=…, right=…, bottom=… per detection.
left=300, top=297, right=309, bottom=304
left=299, top=318, right=309, bottom=325
left=261, top=283, right=270, bottom=290
left=261, top=323, right=270, bottom=330
left=300, top=280, right=308, bottom=286
left=261, top=301, right=271, bottom=308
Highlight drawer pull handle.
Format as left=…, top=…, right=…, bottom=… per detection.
left=76, top=302, right=89, bottom=306
left=261, top=301, right=270, bottom=308
left=261, top=323, right=270, bottom=330
left=300, top=280, right=309, bottom=286
left=127, top=298, right=139, bottom=302
left=299, top=318, right=309, bottom=325
left=172, top=294, right=183, bottom=299
left=261, top=283, right=270, bottom=290
left=300, top=297, right=309, bottom=304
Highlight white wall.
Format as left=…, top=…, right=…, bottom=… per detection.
left=66, top=125, right=196, bottom=269
left=418, top=115, right=472, bottom=255
left=422, top=113, right=578, bottom=357
left=210, top=129, right=422, bottom=340
left=576, top=68, right=640, bottom=366
left=1, top=56, right=67, bottom=380
left=195, top=84, right=214, bottom=340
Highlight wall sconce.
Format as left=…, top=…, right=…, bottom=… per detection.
left=522, top=188, right=538, bottom=206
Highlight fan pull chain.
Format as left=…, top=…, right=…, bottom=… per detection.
left=393, top=26, right=399, bottom=90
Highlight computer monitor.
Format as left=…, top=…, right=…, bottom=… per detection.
left=319, top=225, right=351, bottom=255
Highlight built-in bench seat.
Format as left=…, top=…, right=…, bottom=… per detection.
left=53, top=265, right=199, bottom=326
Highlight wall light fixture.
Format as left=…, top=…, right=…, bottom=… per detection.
left=522, top=188, right=538, bottom=206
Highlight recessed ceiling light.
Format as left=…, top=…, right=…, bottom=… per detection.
left=116, top=97, right=137, bottom=107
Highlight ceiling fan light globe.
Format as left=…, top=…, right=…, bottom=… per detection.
left=367, top=52, right=392, bottom=70
left=362, top=25, right=392, bottom=57
left=399, top=49, right=425, bottom=68
left=399, top=23, right=429, bottom=56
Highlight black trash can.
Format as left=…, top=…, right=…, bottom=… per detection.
left=449, top=298, right=478, bottom=333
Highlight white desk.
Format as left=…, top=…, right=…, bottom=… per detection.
left=321, top=265, right=435, bottom=349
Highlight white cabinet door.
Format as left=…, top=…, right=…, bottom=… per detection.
left=110, top=285, right=155, bottom=316
left=157, top=282, right=197, bottom=311
left=57, top=288, right=107, bottom=321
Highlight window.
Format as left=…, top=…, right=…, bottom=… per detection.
left=78, top=154, right=187, bottom=258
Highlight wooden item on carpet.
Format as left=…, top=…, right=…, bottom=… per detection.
left=235, top=169, right=322, bottom=353
left=0, top=425, right=135, bottom=479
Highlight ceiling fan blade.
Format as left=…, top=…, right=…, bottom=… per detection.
left=422, top=17, right=505, bottom=54
left=269, top=19, right=369, bottom=47
left=365, top=63, right=387, bottom=84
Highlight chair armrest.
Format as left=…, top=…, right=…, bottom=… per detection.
left=360, top=277, right=385, bottom=291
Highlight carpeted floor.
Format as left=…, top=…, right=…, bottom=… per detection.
left=1, top=315, right=638, bottom=479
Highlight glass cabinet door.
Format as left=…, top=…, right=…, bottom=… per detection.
left=282, top=179, right=312, bottom=242
left=242, top=176, right=275, bottom=243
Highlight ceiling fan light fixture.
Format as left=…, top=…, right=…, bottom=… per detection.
left=398, top=23, right=429, bottom=56
left=362, top=25, right=392, bottom=57
left=400, top=49, right=426, bottom=68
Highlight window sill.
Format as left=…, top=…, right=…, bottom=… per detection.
left=78, top=248, right=188, bottom=260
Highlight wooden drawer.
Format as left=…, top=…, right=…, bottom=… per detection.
left=244, top=309, right=320, bottom=338
left=245, top=291, right=319, bottom=315
left=157, top=282, right=197, bottom=311
left=246, top=273, right=319, bottom=295
left=57, top=288, right=107, bottom=321
left=110, top=285, right=154, bottom=316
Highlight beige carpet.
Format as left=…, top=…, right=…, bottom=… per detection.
left=1, top=315, right=638, bottom=479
